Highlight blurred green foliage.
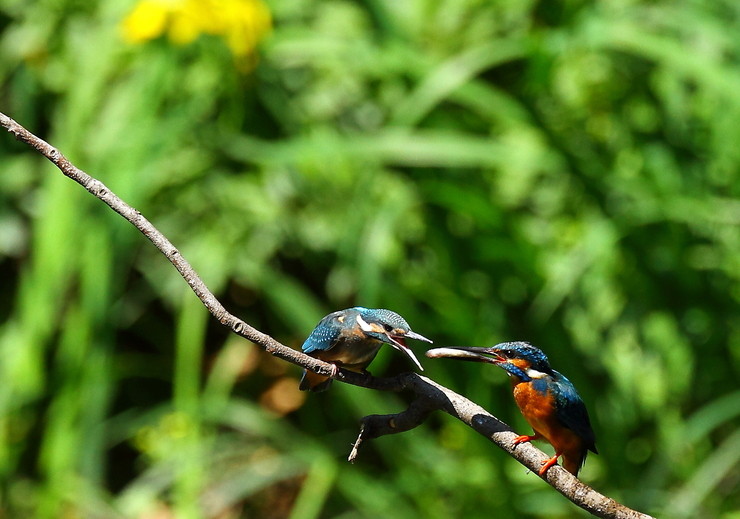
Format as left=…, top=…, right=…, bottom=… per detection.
left=1, top=0, right=739, bottom=517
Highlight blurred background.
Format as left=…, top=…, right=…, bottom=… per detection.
left=0, top=0, right=739, bottom=517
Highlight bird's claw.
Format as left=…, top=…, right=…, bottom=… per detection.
left=512, top=434, right=536, bottom=446
left=538, top=455, right=559, bottom=476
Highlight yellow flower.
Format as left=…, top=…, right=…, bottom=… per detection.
left=121, top=0, right=272, bottom=70
left=121, top=0, right=169, bottom=43
left=167, top=2, right=202, bottom=45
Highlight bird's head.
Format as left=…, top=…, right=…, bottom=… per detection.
left=425, top=341, right=552, bottom=381
left=352, top=307, right=432, bottom=371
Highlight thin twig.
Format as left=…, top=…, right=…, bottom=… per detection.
left=0, top=112, right=655, bottom=519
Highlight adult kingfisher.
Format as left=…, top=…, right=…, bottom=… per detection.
left=426, top=341, right=597, bottom=476
left=299, top=307, right=432, bottom=392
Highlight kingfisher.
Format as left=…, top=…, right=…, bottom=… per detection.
left=299, top=307, right=433, bottom=392
left=426, top=341, right=597, bottom=477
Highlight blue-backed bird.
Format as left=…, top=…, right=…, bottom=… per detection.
left=426, top=341, right=597, bottom=476
left=299, top=307, right=432, bottom=392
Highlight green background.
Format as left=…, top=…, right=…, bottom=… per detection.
left=1, top=0, right=739, bottom=517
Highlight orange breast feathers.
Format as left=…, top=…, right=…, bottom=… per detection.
left=511, top=380, right=588, bottom=474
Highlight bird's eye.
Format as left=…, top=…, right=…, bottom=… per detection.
left=383, top=324, right=394, bottom=333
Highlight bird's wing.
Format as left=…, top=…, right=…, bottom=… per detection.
left=550, top=371, right=598, bottom=451
left=301, top=317, right=341, bottom=354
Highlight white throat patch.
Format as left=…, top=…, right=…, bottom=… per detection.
left=525, top=368, right=547, bottom=379
left=356, top=314, right=374, bottom=332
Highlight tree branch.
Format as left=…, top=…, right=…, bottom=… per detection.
left=0, top=112, right=654, bottom=519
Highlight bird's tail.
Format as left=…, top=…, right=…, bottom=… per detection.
left=299, top=370, right=334, bottom=392
left=563, top=449, right=589, bottom=477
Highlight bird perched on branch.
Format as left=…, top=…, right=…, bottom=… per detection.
left=299, top=307, right=432, bottom=392
left=426, top=341, right=597, bottom=477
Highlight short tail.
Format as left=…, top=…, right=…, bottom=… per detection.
left=299, top=370, right=334, bottom=392
left=563, top=445, right=596, bottom=477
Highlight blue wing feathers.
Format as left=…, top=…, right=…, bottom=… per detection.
left=302, top=316, right=340, bottom=354
left=550, top=371, right=598, bottom=453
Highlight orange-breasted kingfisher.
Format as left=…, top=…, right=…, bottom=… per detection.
left=426, top=341, right=597, bottom=476
left=299, top=307, right=433, bottom=392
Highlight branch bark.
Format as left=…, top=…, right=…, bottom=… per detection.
left=0, top=112, right=655, bottom=519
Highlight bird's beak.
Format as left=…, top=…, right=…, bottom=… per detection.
left=425, top=346, right=503, bottom=364
left=380, top=333, right=428, bottom=372
left=404, top=330, right=433, bottom=344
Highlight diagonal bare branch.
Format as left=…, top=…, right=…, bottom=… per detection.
left=0, top=112, right=655, bottom=519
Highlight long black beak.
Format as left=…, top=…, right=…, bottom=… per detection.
left=379, top=330, right=432, bottom=372
left=425, top=346, right=502, bottom=364
left=404, top=330, right=433, bottom=344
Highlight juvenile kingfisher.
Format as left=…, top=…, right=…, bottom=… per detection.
left=299, top=307, right=432, bottom=392
left=426, top=341, right=597, bottom=476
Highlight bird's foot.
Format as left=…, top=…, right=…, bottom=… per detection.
left=538, top=454, right=560, bottom=476
left=328, top=363, right=339, bottom=378
left=512, top=434, right=539, bottom=447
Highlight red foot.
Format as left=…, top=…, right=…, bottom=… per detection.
left=512, top=433, right=541, bottom=446
left=328, top=364, right=339, bottom=378
left=538, top=454, right=560, bottom=476
left=513, top=435, right=534, bottom=446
